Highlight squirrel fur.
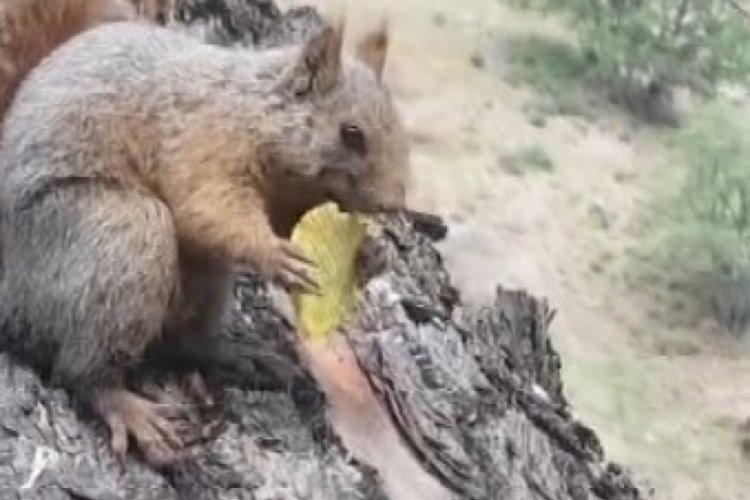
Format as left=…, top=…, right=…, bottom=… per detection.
left=0, top=0, right=409, bottom=467
left=0, top=0, right=145, bottom=124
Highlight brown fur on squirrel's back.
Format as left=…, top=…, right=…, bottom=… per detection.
left=0, top=0, right=140, bottom=124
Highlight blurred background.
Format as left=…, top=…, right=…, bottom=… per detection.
left=284, top=1, right=750, bottom=498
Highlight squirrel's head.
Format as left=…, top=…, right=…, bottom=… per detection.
left=267, top=20, right=410, bottom=214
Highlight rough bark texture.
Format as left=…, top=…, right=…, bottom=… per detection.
left=0, top=1, right=650, bottom=499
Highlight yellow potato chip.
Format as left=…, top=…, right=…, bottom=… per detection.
left=290, top=202, right=368, bottom=342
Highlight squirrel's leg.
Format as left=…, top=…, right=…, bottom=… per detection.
left=166, top=180, right=320, bottom=294
left=156, top=254, right=233, bottom=409
left=4, top=187, right=185, bottom=466
left=152, top=254, right=303, bottom=398
left=92, top=387, right=185, bottom=466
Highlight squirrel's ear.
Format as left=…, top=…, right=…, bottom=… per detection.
left=294, top=20, right=344, bottom=95
left=356, top=20, right=389, bottom=81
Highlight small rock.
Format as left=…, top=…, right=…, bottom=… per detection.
left=587, top=201, right=611, bottom=230
left=529, top=113, right=547, bottom=128
left=741, top=418, right=750, bottom=460
left=618, top=130, right=632, bottom=143
left=470, top=51, right=485, bottom=70
left=613, top=171, right=637, bottom=183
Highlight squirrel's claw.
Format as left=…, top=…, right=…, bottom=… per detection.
left=272, top=240, right=321, bottom=294
left=280, top=268, right=320, bottom=295
left=183, top=370, right=216, bottom=409
left=280, top=240, right=315, bottom=266
left=107, top=412, right=128, bottom=472
left=149, top=410, right=184, bottom=450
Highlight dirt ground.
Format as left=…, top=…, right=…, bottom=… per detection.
left=286, top=1, right=750, bottom=498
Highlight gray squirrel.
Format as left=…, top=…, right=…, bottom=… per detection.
left=0, top=0, right=409, bottom=467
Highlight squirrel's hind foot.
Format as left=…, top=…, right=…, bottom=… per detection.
left=94, top=388, right=187, bottom=468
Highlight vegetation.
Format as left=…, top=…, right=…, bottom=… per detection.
left=508, top=36, right=596, bottom=119
left=503, top=0, right=750, bottom=123
left=641, top=101, right=750, bottom=335
left=500, top=143, right=555, bottom=174
left=501, top=1, right=750, bottom=333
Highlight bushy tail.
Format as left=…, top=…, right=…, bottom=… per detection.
left=0, top=0, right=138, bottom=125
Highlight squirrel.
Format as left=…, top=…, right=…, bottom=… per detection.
left=0, top=0, right=409, bottom=468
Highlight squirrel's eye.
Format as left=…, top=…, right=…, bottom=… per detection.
left=340, top=124, right=367, bottom=155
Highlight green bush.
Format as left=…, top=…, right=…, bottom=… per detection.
left=643, top=101, right=750, bottom=334
left=508, top=36, right=597, bottom=119
left=503, top=0, right=750, bottom=122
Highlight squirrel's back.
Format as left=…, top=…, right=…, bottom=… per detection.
left=2, top=15, right=408, bottom=221
left=1, top=21, right=198, bottom=193
left=0, top=19, right=284, bottom=203
left=0, top=0, right=140, bottom=124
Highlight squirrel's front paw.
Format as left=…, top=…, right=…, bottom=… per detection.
left=266, top=239, right=320, bottom=295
